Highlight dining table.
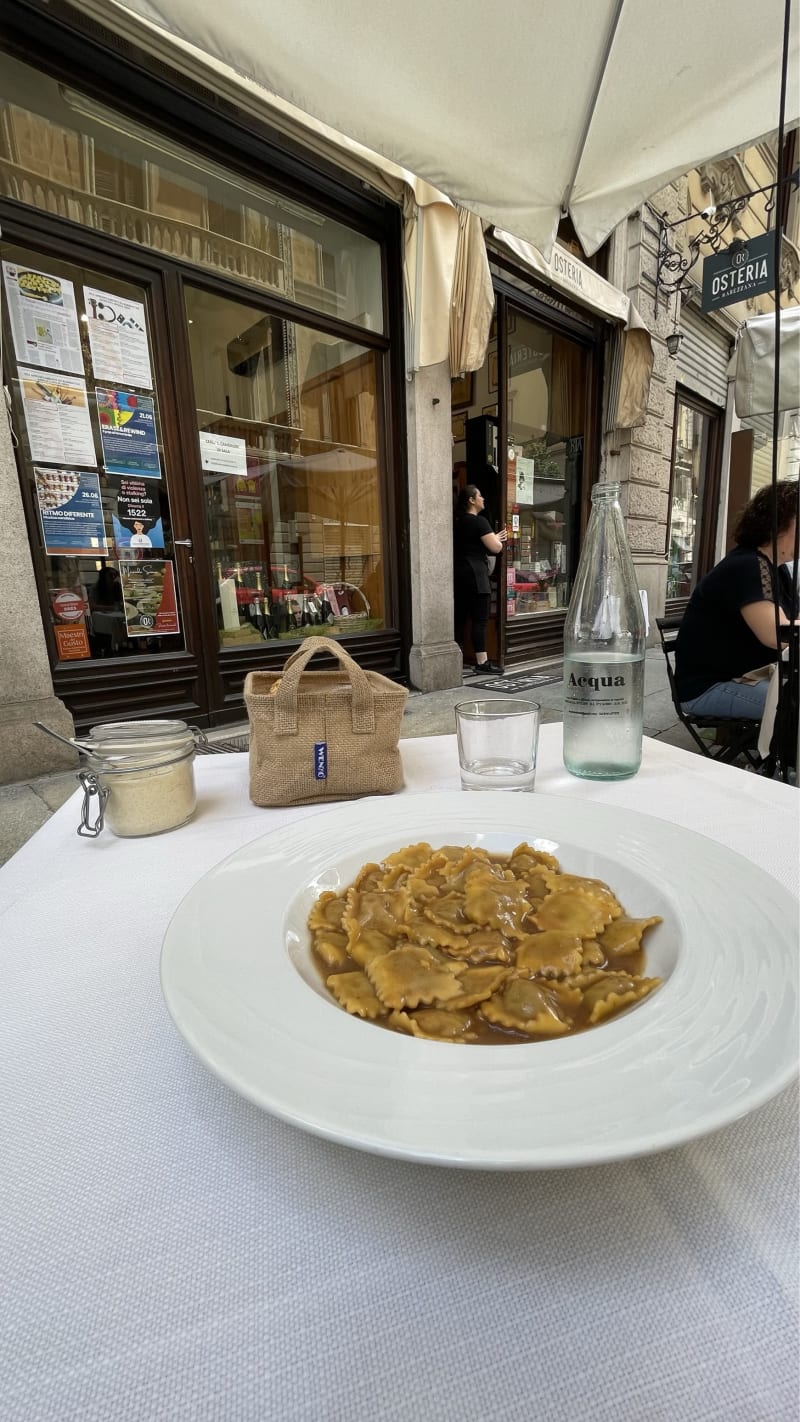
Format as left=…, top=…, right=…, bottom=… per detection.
left=1, top=723, right=798, bottom=1422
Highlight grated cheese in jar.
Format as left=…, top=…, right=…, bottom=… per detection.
left=84, top=720, right=198, bottom=838
left=100, top=751, right=197, bottom=837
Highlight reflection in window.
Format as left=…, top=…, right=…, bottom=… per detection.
left=505, top=310, right=588, bottom=617
left=0, top=50, right=383, bottom=333
left=667, top=400, right=710, bottom=599
left=185, top=286, right=385, bottom=647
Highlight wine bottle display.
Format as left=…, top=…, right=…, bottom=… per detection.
left=562, top=482, right=646, bottom=780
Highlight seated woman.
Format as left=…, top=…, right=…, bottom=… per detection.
left=675, top=481, right=798, bottom=721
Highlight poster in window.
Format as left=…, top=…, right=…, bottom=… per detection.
left=199, top=431, right=248, bottom=478
left=19, top=369, right=97, bottom=467
left=3, top=262, right=84, bottom=372
left=515, top=456, right=535, bottom=505
left=97, top=389, right=162, bottom=479
left=119, top=559, right=180, bottom=636
left=108, top=475, right=164, bottom=553
left=50, top=585, right=91, bottom=661
left=34, top=467, right=108, bottom=556
left=83, top=287, right=153, bottom=389
left=235, top=501, right=264, bottom=545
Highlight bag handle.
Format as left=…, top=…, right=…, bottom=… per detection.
left=273, top=636, right=375, bottom=735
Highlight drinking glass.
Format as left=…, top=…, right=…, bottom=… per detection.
left=455, top=699, right=541, bottom=791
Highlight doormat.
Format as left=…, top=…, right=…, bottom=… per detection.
left=469, top=667, right=563, bottom=693
left=195, top=733, right=250, bottom=754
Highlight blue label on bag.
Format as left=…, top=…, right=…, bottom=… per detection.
left=314, top=742, right=328, bottom=780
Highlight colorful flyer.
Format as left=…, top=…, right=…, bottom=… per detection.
left=83, top=287, right=153, bottom=389
left=119, top=559, right=180, bottom=637
left=108, top=475, right=164, bottom=553
left=50, top=585, right=91, bottom=661
left=34, top=467, right=108, bottom=556
left=97, top=389, right=162, bottom=479
left=19, top=369, right=97, bottom=467
left=3, top=262, right=84, bottom=372
left=199, top=430, right=248, bottom=478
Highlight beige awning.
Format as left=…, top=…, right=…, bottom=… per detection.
left=491, top=231, right=654, bottom=428
left=93, top=0, right=799, bottom=258
left=449, top=210, right=495, bottom=377
left=491, top=230, right=630, bottom=324
left=68, top=0, right=666, bottom=395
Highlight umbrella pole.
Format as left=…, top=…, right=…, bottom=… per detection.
left=768, top=0, right=798, bottom=781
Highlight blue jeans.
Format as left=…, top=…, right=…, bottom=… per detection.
left=681, top=679, right=769, bottom=721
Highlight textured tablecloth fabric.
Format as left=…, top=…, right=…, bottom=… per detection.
left=1, top=727, right=798, bottom=1422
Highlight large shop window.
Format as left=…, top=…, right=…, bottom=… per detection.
left=666, top=395, right=718, bottom=601
left=0, top=50, right=383, bottom=332
left=505, top=311, right=588, bottom=617
left=1, top=241, right=185, bottom=663
left=184, top=285, right=385, bottom=645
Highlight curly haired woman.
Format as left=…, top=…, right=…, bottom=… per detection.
left=675, top=480, right=798, bottom=720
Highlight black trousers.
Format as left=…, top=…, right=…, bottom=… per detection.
left=454, top=583, right=491, bottom=655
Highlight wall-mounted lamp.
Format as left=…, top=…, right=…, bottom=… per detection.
left=666, top=328, right=685, bottom=358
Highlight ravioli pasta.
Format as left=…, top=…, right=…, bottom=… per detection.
left=308, top=843, right=663, bottom=1044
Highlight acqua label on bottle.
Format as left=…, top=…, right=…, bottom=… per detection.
left=562, top=652, right=644, bottom=777
left=567, top=670, right=628, bottom=690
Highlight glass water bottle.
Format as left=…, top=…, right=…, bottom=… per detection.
left=562, top=482, right=646, bottom=780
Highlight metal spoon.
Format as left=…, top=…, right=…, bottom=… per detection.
left=34, top=721, right=104, bottom=763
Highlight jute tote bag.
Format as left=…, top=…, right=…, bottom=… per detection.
left=244, top=637, right=408, bottom=807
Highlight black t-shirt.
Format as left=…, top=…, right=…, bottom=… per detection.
left=674, top=547, right=796, bottom=700
left=454, top=513, right=493, bottom=594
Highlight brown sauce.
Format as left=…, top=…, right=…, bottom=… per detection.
left=308, top=843, right=661, bottom=1045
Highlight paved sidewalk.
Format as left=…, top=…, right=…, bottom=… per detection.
left=0, top=648, right=695, bottom=866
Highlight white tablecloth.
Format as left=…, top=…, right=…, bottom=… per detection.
left=1, top=727, right=798, bottom=1422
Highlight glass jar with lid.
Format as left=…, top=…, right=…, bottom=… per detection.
left=78, top=720, right=198, bottom=838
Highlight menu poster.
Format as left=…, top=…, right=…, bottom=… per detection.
left=108, top=475, right=164, bottom=553
left=34, top=467, right=108, bottom=557
left=199, top=431, right=248, bottom=478
left=232, top=477, right=263, bottom=545
left=19, top=369, right=97, bottom=468
left=119, top=559, right=180, bottom=637
left=97, top=389, right=162, bottom=479
left=515, top=456, right=535, bottom=505
left=83, top=287, right=153, bottom=389
left=51, top=585, right=91, bottom=661
left=2, top=262, right=84, bottom=372
left=236, top=502, right=264, bottom=544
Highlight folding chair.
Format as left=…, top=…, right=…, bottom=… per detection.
left=656, top=615, right=762, bottom=768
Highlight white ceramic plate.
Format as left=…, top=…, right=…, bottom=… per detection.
left=160, top=793, right=798, bottom=1169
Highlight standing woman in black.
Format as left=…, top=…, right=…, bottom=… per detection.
left=453, top=484, right=508, bottom=674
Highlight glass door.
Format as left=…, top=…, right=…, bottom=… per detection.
left=1, top=236, right=214, bottom=723
left=504, top=307, right=588, bottom=620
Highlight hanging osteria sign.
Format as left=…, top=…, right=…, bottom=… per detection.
left=701, top=233, right=775, bottom=313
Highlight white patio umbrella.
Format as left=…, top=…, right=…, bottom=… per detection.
left=105, top=0, right=798, bottom=258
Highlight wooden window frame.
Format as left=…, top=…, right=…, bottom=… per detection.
left=664, top=386, right=724, bottom=616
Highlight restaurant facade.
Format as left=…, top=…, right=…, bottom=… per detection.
left=3, top=8, right=797, bottom=784
left=0, top=1, right=414, bottom=777
left=2, top=0, right=655, bottom=780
